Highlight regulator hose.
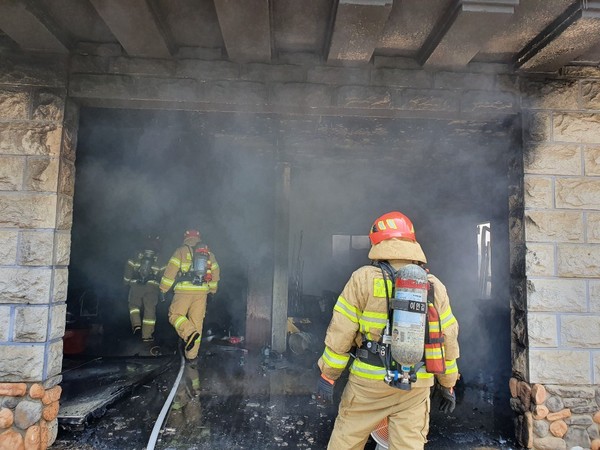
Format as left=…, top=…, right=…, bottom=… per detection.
left=146, top=348, right=186, bottom=450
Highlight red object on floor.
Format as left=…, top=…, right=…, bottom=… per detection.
left=63, top=329, right=90, bottom=354
left=225, top=336, right=244, bottom=344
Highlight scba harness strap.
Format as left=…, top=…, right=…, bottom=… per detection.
left=355, top=339, right=386, bottom=367
left=176, top=245, right=212, bottom=286
left=356, top=261, right=444, bottom=390
left=134, top=250, right=158, bottom=284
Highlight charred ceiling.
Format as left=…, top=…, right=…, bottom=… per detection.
left=0, top=0, right=599, bottom=72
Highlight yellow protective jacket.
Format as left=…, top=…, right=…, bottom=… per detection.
left=159, top=241, right=220, bottom=295
left=318, top=260, right=459, bottom=388
left=123, top=252, right=165, bottom=288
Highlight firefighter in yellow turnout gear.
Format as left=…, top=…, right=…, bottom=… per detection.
left=123, top=235, right=165, bottom=342
left=317, top=212, right=460, bottom=450
left=160, top=229, right=220, bottom=361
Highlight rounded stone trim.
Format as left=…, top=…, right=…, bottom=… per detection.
left=0, top=381, right=61, bottom=450
left=510, top=377, right=600, bottom=450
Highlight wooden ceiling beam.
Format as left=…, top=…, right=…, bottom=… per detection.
left=0, top=0, right=69, bottom=53
left=89, top=0, right=171, bottom=58
left=515, top=1, right=600, bottom=72
left=419, top=0, right=519, bottom=68
left=213, top=0, right=271, bottom=63
left=327, top=0, right=393, bottom=64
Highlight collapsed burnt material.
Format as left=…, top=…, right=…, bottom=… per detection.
left=58, top=355, right=177, bottom=430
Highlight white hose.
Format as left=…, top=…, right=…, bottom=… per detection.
left=146, top=350, right=186, bottom=450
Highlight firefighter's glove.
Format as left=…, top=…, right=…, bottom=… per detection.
left=316, top=374, right=335, bottom=404
left=436, top=385, right=456, bottom=414
left=160, top=292, right=167, bottom=303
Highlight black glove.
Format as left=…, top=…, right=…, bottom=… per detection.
left=315, top=374, right=335, bottom=404
left=437, top=385, right=456, bottom=413
left=160, top=292, right=167, bottom=303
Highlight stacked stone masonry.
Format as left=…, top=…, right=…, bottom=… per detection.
left=0, top=52, right=76, bottom=449
left=522, top=69, right=600, bottom=384
left=520, top=66, right=600, bottom=450
left=0, top=382, right=61, bottom=449
left=510, top=378, right=600, bottom=450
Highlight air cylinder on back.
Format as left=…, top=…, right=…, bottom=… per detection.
left=390, top=264, right=428, bottom=366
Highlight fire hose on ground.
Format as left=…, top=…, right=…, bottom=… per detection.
left=146, top=347, right=186, bottom=450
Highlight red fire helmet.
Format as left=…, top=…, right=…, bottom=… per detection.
left=184, top=229, right=200, bottom=239
left=369, top=211, right=416, bottom=245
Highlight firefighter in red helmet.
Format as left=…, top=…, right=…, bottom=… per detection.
left=316, top=212, right=460, bottom=450
left=159, top=229, right=220, bottom=361
left=123, top=234, right=165, bottom=343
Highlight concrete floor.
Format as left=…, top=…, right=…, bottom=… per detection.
left=53, top=335, right=521, bottom=450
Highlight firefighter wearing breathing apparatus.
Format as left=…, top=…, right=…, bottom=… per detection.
left=316, top=212, right=460, bottom=450
left=123, top=234, right=165, bottom=342
left=159, top=229, right=220, bottom=361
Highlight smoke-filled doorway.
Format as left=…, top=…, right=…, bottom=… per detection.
left=284, top=115, right=517, bottom=441
left=68, top=109, right=277, bottom=356
left=66, top=108, right=518, bottom=443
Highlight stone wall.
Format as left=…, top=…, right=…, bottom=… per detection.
left=514, top=67, right=600, bottom=450
left=0, top=52, right=77, bottom=449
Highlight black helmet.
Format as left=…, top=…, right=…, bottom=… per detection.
left=144, top=234, right=161, bottom=252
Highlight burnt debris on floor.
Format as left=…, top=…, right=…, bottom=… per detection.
left=53, top=355, right=177, bottom=450
left=53, top=292, right=518, bottom=450
left=155, top=344, right=520, bottom=450
left=58, top=355, right=177, bottom=430
left=156, top=344, right=332, bottom=450
left=53, top=333, right=520, bottom=450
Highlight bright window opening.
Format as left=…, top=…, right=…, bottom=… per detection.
left=477, top=222, right=492, bottom=298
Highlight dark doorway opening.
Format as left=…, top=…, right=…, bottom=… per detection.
left=68, top=109, right=277, bottom=356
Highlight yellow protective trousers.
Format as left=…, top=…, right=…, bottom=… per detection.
left=327, top=374, right=430, bottom=450
left=168, top=291, right=208, bottom=359
left=128, top=283, right=159, bottom=340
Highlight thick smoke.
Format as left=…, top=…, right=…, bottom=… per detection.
left=70, top=107, right=516, bottom=402
left=71, top=110, right=289, bottom=340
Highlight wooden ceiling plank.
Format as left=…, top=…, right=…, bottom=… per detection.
left=89, top=0, right=171, bottom=58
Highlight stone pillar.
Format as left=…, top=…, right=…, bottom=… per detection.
left=0, top=51, right=77, bottom=450
left=514, top=69, right=600, bottom=450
